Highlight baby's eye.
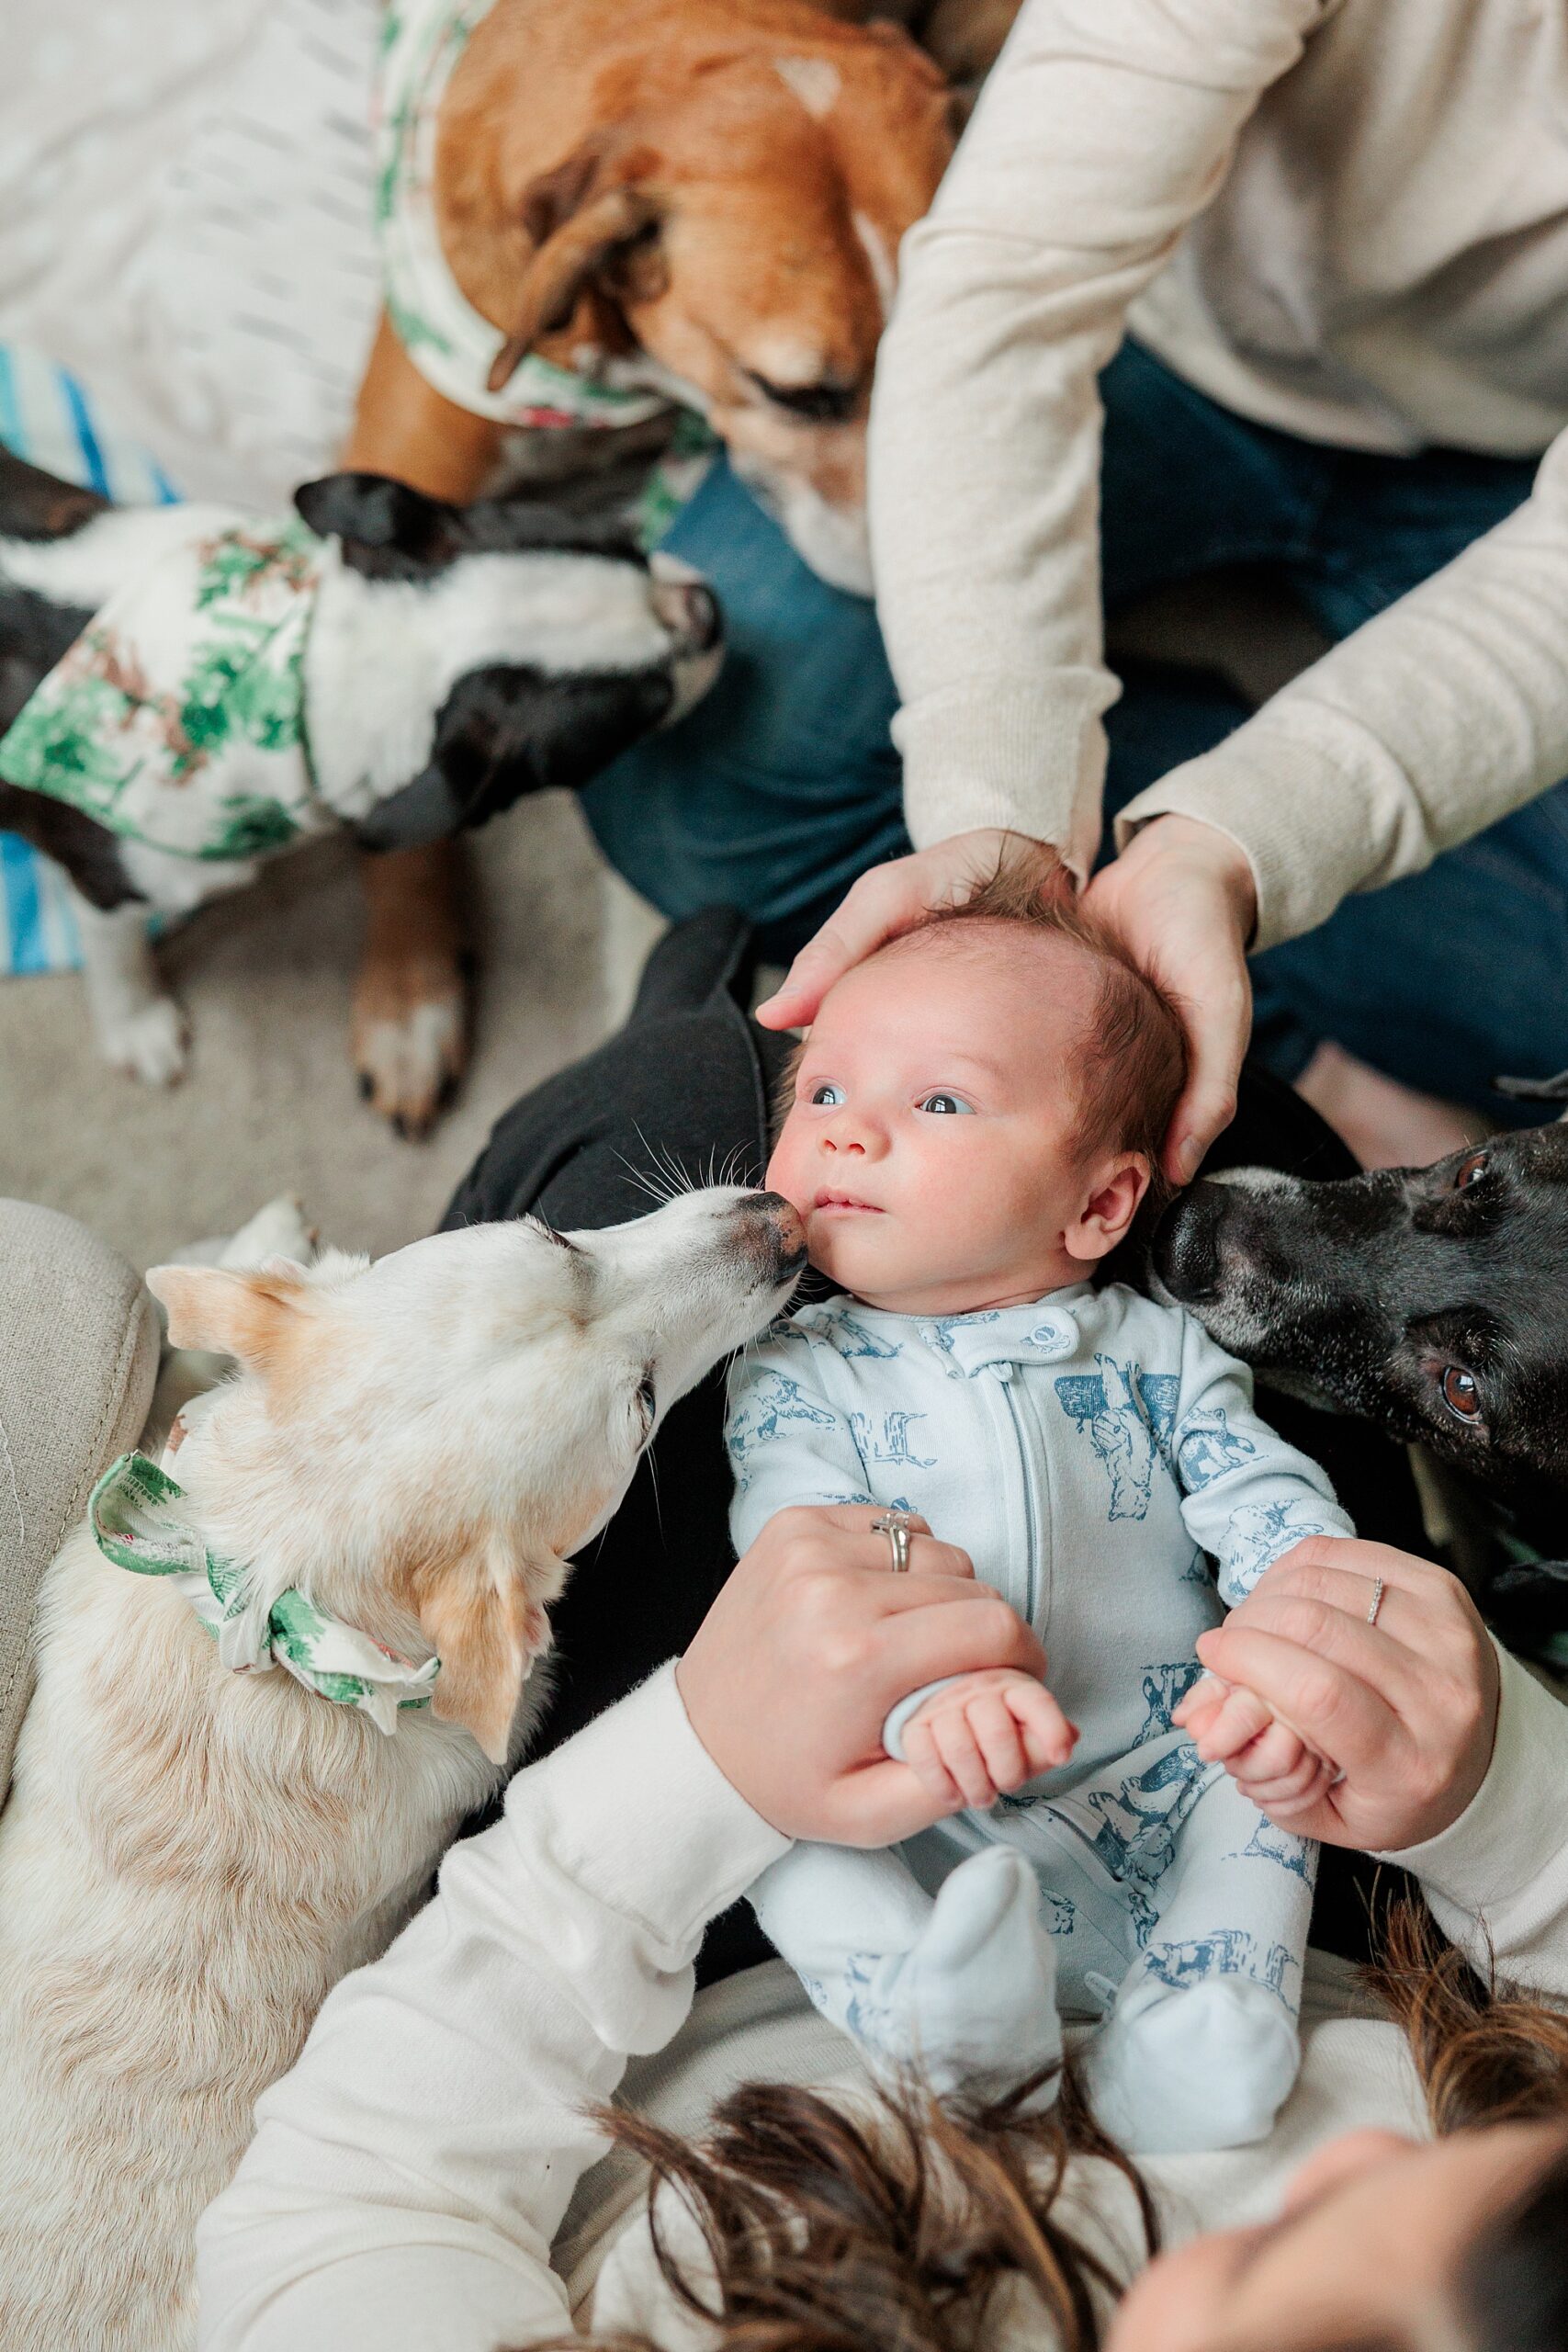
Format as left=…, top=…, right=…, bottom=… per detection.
left=918, top=1091, right=975, bottom=1116
left=808, top=1080, right=846, bottom=1107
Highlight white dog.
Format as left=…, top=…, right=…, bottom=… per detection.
left=0, top=1185, right=804, bottom=2352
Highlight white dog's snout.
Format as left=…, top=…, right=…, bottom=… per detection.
left=735, top=1188, right=807, bottom=1273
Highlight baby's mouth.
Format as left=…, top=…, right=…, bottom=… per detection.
left=812, top=1189, right=883, bottom=1215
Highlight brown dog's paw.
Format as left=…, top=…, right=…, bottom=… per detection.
left=352, top=956, right=468, bottom=1138
left=352, top=839, right=469, bottom=1137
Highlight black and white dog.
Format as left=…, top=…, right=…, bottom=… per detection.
left=1152, top=1113, right=1568, bottom=1652
left=0, top=449, right=720, bottom=1086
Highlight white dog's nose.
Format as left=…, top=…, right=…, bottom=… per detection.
left=739, top=1189, right=807, bottom=1278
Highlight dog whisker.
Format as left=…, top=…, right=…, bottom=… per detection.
left=615, top=1138, right=679, bottom=1206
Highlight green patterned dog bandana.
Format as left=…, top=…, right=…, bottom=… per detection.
left=375, top=0, right=716, bottom=544
left=89, top=1452, right=440, bottom=1734
left=0, top=514, right=341, bottom=863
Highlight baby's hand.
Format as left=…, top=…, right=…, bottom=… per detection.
left=1174, top=1673, right=1337, bottom=1820
left=900, top=1670, right=1077, bottom=1812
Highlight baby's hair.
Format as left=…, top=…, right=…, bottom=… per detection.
left=902, top=864, right=1189, bottom=1206
left=774, top=864, right=1189, bottom=1211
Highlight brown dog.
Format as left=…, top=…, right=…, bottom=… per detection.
left=344, top=0, right=953, bottom=1134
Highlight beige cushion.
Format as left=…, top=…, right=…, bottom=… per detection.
left=0, top=1201, right=159, bottom=1798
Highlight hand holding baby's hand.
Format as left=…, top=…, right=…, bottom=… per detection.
left=1174, top=1673, right=1338, bottom=1818
left=1170, top=1538, right=1499, bottom=1851
left=900, top=1669, right=1077, bottom=1812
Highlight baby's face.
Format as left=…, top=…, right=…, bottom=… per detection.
left=767, top=931, right=1114, bottom=1316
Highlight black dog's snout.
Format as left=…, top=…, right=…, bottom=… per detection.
left=354, top=768, right=461, bottom=854
left=739, top=1189, right=808, bottom=1279
left=654, top=577, right=721, bottom=654
left=1151, top=1180, right=1228, bottom=1302
left=686, top=582, right=722, bottom=653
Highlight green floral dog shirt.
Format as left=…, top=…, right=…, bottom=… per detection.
left=0, top=512, right=344, bottom=863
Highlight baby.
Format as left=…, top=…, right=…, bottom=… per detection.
left=727, top=874, right=1352, bottom=2154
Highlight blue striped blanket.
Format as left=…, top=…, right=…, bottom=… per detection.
left=0, top=346, right=181, bottom=976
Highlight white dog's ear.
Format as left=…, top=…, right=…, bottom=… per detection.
left=145, top=1263, right=307, bottom=1366
left=414, top=1533, right=552, bottom=1766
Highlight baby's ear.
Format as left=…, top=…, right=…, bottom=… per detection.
left=145, top=1263, right=306, bottom=1366
left=1069, top=1156, right=1150, bottom=1261
left=412, top=1532, right=558, bottom=1765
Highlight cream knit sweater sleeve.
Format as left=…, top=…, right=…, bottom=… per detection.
left=194, top=1666, right=790, bottom=2352
left=872, top=0, right=1568, bottom=948
left=1386, top=1646, right=1568, bottom=2002
left=869, top=0, right=1325, bottom=876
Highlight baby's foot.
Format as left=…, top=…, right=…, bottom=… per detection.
left=1080, top=1975, right=1298, bottom=2154
left=751, top=1845, right=1063, bottom=2107
left=876, top=1849, right=1064, bottom=2106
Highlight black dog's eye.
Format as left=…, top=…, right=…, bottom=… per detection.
left=1439, top=1365, right=1484, bottom=1425
left=1453, top=1150, right=1489, bottom=1191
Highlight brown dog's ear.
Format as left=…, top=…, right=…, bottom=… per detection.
left=414, top=1534, right=553, bottom=1765
left=487, top=143, right=664, bottom=395
left=145, top=1264, right=306, bottom=1366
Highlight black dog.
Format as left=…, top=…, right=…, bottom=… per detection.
left=1152, top=1113, right=1568, bottom=1653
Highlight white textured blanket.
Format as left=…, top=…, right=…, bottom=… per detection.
left=0, top=0, right=383, bottom=506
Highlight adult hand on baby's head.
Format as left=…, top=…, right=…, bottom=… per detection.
left=676, top=1503, right=1049, bottom=1847
left=1082, top=813, right=1258, bottom=1186
left=755, top=831, right=1067, bottom=1031
left=1172, top=1537, right=1500, bottom=1853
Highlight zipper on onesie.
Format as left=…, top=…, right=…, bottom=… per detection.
left=988, top=1362, right=1050, bottom=1631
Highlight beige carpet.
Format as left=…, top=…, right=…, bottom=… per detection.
left=0, top=797, right=662, bottom=1272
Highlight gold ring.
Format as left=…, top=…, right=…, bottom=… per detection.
left=871, top=1510, right=916, bottom=1573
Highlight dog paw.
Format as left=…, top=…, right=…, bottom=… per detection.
left=352, top=988, right=467, bottom=1139
left=101, top=996, right=189, bottom=1087
left=222, top=1195, right=319, bottom=1271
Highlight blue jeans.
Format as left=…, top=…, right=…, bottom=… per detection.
left=581, top=341, right=1558, bottom=1114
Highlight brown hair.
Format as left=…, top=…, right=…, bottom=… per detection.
left=777, top=861, right=1190, bottom=1213
left=532, top=2064, right=1155, bottom=2352
left=1365, top=1894, right=1568, bottom=2138
left=901, top=865, right=1188, bottom=1209
left=534, top=1896, right=1568, bottom=2352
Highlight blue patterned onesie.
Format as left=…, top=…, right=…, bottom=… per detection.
left=726, top=1281, right=1353, bottom=2153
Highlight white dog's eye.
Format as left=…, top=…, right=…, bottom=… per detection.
left=637, top=1373, right=658, bottom=1430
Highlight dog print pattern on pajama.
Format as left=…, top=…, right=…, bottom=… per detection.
left=728, top=1282, right=1351, bottom=2153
